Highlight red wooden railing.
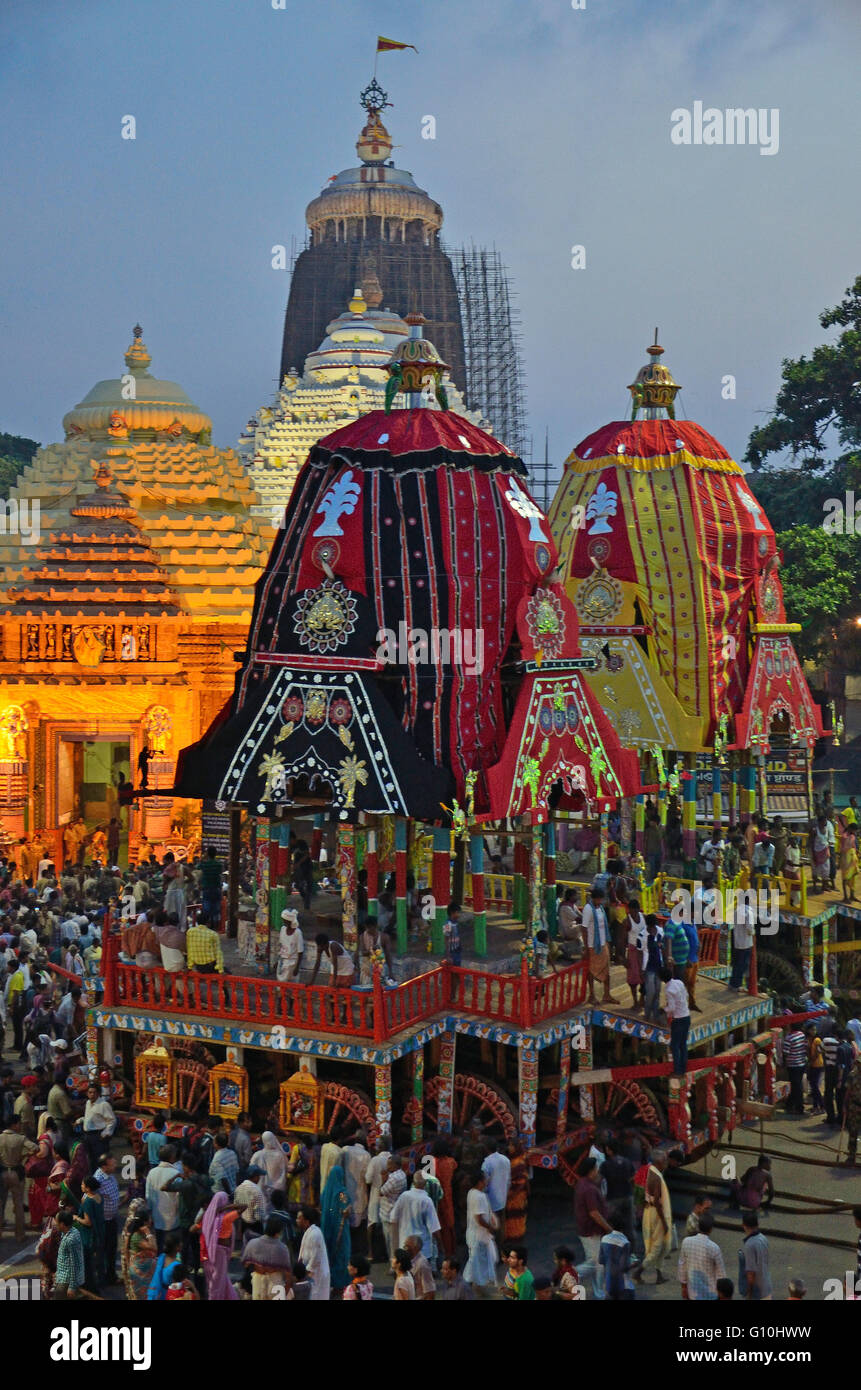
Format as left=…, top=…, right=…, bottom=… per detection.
left=447, top=960, right=523, bottom=1023
left=101, top=933, right=590, bottom=1041
left=382, top=968, right=448, bottom=1038
left=529, top=960, right=589, bottom=1022
left=111, top=960, right=379, bottom=1037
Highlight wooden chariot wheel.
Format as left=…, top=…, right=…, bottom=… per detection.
left=556, top=1079, right=666, bottom=1186
left=423, top=1071, right=519, bottom=1141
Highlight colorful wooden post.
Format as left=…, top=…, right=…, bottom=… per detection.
left=682, top=755, right=697, bottom=865
left=598, top=808, right=609, bottom=871
left=336, top=824, right=358, bottom=952
left=366, top=825, right=379, bottom=922
left=513, top=839, right=527, bottom=922
left=374, top=1063, right=392, bottom=1136
left=712, top=760, right=722, bottom=828
left=635, top=793, right=645, bottom=854
left=254, top=818, right=270, bottom=963
left=409, top=1049, right=424, bottom=1143
left=556, top=1035, right=571, bottom=1139
left=728, top=757, right=738, bottom=828
left=469, top=832, right=487, bottom=957
left=579, top=1022, right=594, bottom=1122
left=530, top=820, right=544, bottom=936
left=394, top=817, right=408, bottom=954
left=544, top=819, right=557, bottom=933
left=431, top=825, right=450, bottom=955
left=758, top=754, right=768, bottom=820
left=436, top=1031, right=455, bottom=1133
left=518, top=1043, right=539, bottom=1146
left=740, top=758, right=757, bottom=825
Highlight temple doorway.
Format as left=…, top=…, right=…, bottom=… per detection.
left=58, top=734, right=130, bottom=866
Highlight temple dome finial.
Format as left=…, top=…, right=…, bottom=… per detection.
left=628, top=331, right=681, bottom=420
left=124, top=324, right=152, bottom=373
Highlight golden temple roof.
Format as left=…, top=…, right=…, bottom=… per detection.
left=0, top=439, right=272, bottom=622
left=62, top=327, right=212, bottom=442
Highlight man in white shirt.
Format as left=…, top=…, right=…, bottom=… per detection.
left=730, top=898, right=755, bottom=990
left=664, top=966, right=691, bottom=1077
left=678, top=1211, right=726, bottom=1300
left=234, top=1169, right=266, bottom=1232
left=481, top=1141, right=511, bottom=1229
left=699, top=826, right=725, bottom=878
left=82, top=1083, right=116, bottom=1170
left=341, top=1135, right=371, bottom=1248
left=365, top=1137, right=392, bottom=1259
left=145, top=1145, right=182, bottom=1250
left=378, top=1154, right=408, bottom=1263
left=389, top=1171, right=441, bottom=1263
left=276, top=909, right=304, bottom=982
left=297, top=1206, right=331, bottom=1300
left=582, top=887, right=619, bottom=1006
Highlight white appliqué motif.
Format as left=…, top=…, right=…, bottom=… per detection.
left=735, top=486, right=766, bottom=531
left=586, top=481, right=618, bottom=535
left=313, top=470, right=361, bottom=537
left=504, top=476, right=549, bottom=542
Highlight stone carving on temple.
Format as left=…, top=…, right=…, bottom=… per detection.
left=0, top=705, right=28, bottom=761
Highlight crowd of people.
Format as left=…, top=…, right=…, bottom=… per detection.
left=3, top=804, right=861, bottom=1304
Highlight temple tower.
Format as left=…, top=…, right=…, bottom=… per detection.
left=280, top=79, right=466, bottom=393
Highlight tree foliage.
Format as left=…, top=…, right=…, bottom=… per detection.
left=774, top=525, right=861, bottom=664
left=745, top=275, right=861, bottom=472
left=0, top=432, right=40, bottom=498
left=744, top=278, right=861, bottom=667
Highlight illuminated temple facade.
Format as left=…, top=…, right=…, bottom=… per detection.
left=241, top=279, right=486, bottom=520
left=0, top=327, right=272, bottom=861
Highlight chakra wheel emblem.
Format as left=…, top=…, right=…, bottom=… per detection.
left=294, top=579, right=358, bottom=655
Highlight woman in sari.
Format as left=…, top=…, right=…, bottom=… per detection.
left=147, top=1232, right=182, bottom=1301
left=200, top=1191, right=239, bottom=1301
left=75, top=1173, right=106, bottom=1291
left=43, top=1156, right=69, bottom=1226
left=256, top=1131, right=288, bottom=1211
left=122, top=1198, right=158, bottom=1301
left=62, top=1139, right=89, bottom=1205
left=37, top=1200, right=76, bottom=1301
left=504, top=1140, right=529, bottom=1241
left=285, top=1132, right=315, bottom=1206
left=26, top=1123, right=56, bottom=1229
left=320, top=1161, right=352, bottom=1295
left=431, top=1138, right=458, bottom=1258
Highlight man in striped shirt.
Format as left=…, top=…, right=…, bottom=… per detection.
left=782, top=1027, right=808, bottom=1114
left=823, top=1029, right=842, bottom=1124
left=95, top=1154, right=121, bottom=1284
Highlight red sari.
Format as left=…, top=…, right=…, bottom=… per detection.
left=26, top=1134, right=55, bottom=1229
